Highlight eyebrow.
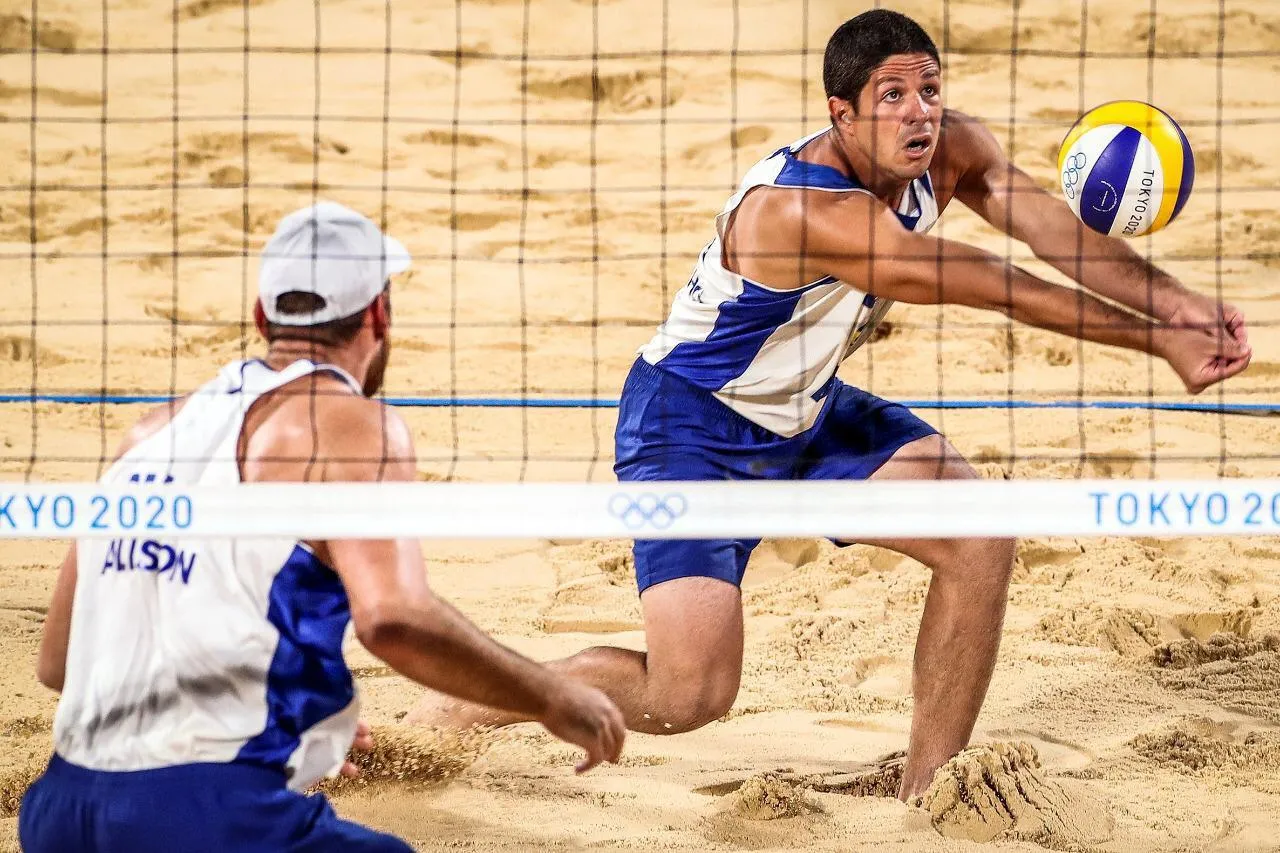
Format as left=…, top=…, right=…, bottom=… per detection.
left=875, top=71, right=940, bottom=87
left=875, top=64, right=941, bottom=83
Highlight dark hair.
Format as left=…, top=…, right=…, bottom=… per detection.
left=823, top=10, right=939, bottom=108
left=265, top=289, right=383, bottom=345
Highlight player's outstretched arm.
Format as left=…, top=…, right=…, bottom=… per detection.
left=318, top=401, right=625, bottom=772
left=809, top=195, right=1249, bottom=394
left=947, top=110, right=1247, bottom=343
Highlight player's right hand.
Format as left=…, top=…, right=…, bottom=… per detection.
left=538, top=679, right=626, bottom=773
left=1156, top=318, right=1252, bottom=394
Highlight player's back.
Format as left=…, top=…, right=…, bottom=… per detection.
left=55, top=358, right=364, bottom=791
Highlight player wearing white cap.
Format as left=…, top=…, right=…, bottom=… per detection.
left=20, top=201, right=625, bottom=853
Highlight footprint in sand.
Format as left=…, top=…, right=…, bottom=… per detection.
left=523, top=67, right=681, bottom=114
left=983, top=728, right=1095, bottom=771
left=404, top=129, right=504, bottom=149
left=1039, top=606, right=1256, bottom=658
left=814, top=717, right=902, bottom=734
left=692, top=751, right=905, bottom=801
left=182, top=131, right=347, bottom=168
left=0, top=335, right=67, bottom=367
left=536, top=540, right=641, bottom=635
left=842, top=654, right=911, bottom=699
left=0, top=81, right=102, bottom=108
left=681, top=125, right=775, bottom=167
left=1154, top=633, right=1280, bottom=724
left=1131, top=715, right=1280, bottom=778
left=1120, top=10, right=1280, bottom=55
left=179, top=0, right=272, bottom=22
left=0, top=13, right=77, bottom=52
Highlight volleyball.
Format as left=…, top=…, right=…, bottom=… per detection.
left=1057, top=100, right=1195, bottom=238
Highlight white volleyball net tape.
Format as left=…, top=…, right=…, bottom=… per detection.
left=4, top=481, right=1280, bottom=540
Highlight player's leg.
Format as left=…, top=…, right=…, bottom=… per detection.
left=539, top=569, right=746, bottom=735
left=409, top=359, right=768, bottom=735
left=801, top=387, right=1014, bottom=801
left=857, top=434, right=1014, bottom=801
left=405, top=547, right=748, bottom=736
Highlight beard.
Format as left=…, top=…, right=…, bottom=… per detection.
left=362, top=338, right=389, bottom=397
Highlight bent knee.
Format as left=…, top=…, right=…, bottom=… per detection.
left=644, top=676, right=740, bottom=734
left=939, top=535, right=1016, bottom=586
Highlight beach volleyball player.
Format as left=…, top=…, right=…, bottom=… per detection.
left=413, top=10, right=1250, bottom=799
left=20, top=202, right=625, bottom=852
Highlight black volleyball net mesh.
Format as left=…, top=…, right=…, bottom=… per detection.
left=0, top=0, right=1276, bottom=491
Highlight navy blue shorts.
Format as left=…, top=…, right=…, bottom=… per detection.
left=19, top=754, right=413, bottom=853
left=614, top=359, right=937, bottom=592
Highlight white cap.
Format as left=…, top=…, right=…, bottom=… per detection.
left=258, top=201, right=411, bottom=326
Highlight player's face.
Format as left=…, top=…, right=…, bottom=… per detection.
left=362, top=337, right=388, bottom=397
left=851, top=53, right=942, bottom=181
left=361, top=289, right=391, bottom=397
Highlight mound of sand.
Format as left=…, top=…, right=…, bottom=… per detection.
left=1153, top=634, right=1280, bottom=724
left=1038, top=608, right=1256, bottom=658
left=1131, top=716, right=1280, bottom=780
left=915, top=742, right=1115, bottom=847
left=722, top=773, right=822, bottom=821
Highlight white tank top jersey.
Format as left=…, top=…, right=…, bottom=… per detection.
left=638, top=128, right=942, bottom=437
left=54, top=359, right=362, bottom=792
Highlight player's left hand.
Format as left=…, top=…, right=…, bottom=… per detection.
left=1167, top=292, right=1248, bottom=348
left=340, top=719, right=375, bottom=778
left=1156, top=321, right=1252, bottom=394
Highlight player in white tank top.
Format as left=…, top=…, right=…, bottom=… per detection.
left=56, top=358, right=368, bottom=787
left=22, top=203, right=626, bottom=853
left=639, top=127, right=939, bottom=436
left=411, top=11, right=1250, bottom=806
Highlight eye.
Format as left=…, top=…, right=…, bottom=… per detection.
left=923, top=85, right=938, bottom=97
left=883, top=90, right=900, bottom=102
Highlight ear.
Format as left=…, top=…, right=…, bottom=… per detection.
left=828, top=95, right=855, bottom=126
left=827, top=95, right=844, bottom=125
left=369, top=292, right=390, bottom=340
left=253, top=299, right=268, bottom=338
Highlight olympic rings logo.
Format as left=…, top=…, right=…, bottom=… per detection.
left=608, top=492, right=688, bottom=530
left=1061, top=152, right=1087, bottom=200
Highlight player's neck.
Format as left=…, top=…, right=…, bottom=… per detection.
left=822, top=129, right=910, bottom=208
left=262, top=342, right=365, bottom=386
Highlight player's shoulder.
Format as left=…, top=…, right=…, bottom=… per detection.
left=114, top=396, right=190, bottom=460
left=307, top=385, right=413, bottom=454
left=247, top=382, right=415, bottom=483
left=937, top=109, right=1005, bottom=169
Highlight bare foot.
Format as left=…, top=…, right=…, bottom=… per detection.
left=403, top=687, right=523, bottom=729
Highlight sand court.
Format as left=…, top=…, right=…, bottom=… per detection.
left=2, top=0, right=1280, bottom=848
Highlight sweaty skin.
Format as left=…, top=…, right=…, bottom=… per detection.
left=37, top=293, right=627, bottom=777
left=406, top=50, right=1249, bottom=801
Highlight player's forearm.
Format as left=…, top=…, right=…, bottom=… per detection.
left=1030, top=222, right=1185, bottom=321
left=897, top=237, right=1164, bottom=356
left=998, top=266, right=1164, bottom=355
left=358, top=599, right=560, bottom=717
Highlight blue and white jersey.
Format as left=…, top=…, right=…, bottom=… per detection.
left=54, top=359, right=361, bottom=791
left=638, top=128, right=940, bottom=437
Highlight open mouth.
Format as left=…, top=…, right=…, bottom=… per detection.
left=904, top=136, right=931, bottom=155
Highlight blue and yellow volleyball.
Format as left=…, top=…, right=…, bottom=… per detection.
left=1057, top=101, right=1195, bottom=238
